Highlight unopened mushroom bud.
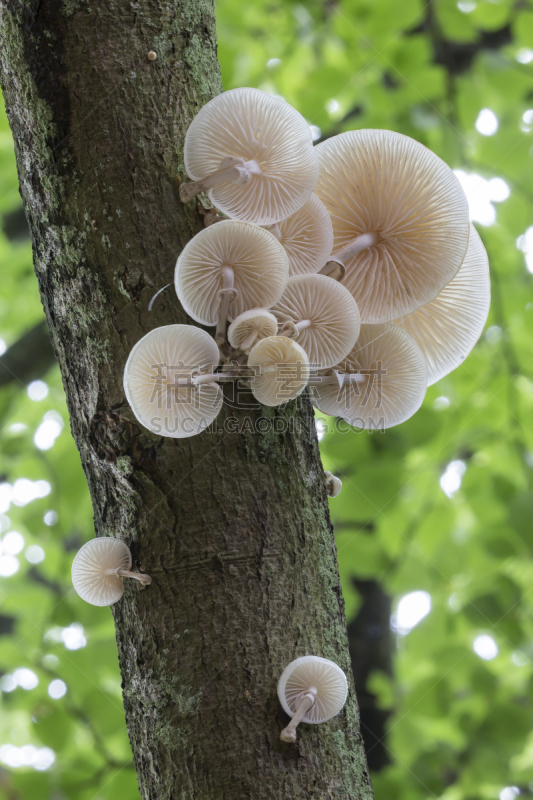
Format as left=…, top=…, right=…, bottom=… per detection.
left=72, top=538, right=151, bottom=607
left=324, top=470, right=342, bottom=498
left=277, top=656, right=348, bottom=743
left=227, top=309, right=278, bottom=353
left=180, top=87, right=319, bottom=225
left=315, top=129, right=470, bottom=322
left=175, top=221, right=288, bottom=345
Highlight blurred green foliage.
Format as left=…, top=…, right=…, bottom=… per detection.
left=0, top=0, right=532, bottom=797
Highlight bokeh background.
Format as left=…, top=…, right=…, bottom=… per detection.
left=0, top=0, right=532, bottom=797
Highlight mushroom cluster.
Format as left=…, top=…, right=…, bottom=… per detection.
left=72, top=90, right=490, bottom=747
left=121, top=88, right=489, bottom=441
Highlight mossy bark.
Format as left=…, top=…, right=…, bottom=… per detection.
left=0, top=2, right=373, bottom=798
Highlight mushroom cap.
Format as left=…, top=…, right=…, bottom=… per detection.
left=394, top=224, right=490, bottom=386
left=278, top=194, right=334, bottom=277
left=272, top=274, right=360, bottom=369
left=227, top=308, right=278, bottom=350
left=324, top=471, right=343, bottom=498
left=312, top=323, right=427, bottom=429
left=175, top=221, right=289, bottom=326
left=183, top=87, right=319, bottom=225
left=124, top=325, right=223, bottom=438
left=72, top=538, right=132, bottom=607
left=315, top=129, right=470, bottom=323
left=248, top=335, right=310, bottom=407
left=277, top=656, right=348, bottom=724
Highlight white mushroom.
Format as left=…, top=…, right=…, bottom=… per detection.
left=272, top=274, right=360, bottom=370
left=276, top=194, right=334, bottom=277
left=311, top=323, right=427, bottom=429
left=72, top=538, right=151, bottom=607
left=394, top=224, right=490, bottom=385
left=124, top=325, right=223, bottom=438
left=315, top=129, right=470, bottom=322
left=227, top=308, right=278, bottom=353
left=277, top=656, right=348, bottom=743
left=180, top=87, right=319, bottom=225
left=248, top=336, right=310, bottom=407
left=324, top=471, right=342, bottom=498
left=175, top=221, right=289, bottom=344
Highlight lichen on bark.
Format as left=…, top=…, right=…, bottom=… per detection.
left=0, top=1, right=373, bottom=798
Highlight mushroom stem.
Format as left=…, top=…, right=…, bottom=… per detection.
left=318, top=260, right=345, bottom=281
left=180, top=157, right=262, bottom=203
left=295, top=319, right=312, bottom=333
left=280, top=689, right=317, bottom=743
left=307, top=371, right=367, bottom=387
left=239, top=330, right=260, bottom=352
left=279, top=319, right=311, bottom=339
left=335, top=231, right=380, bottom=261
left=319, top=232, right=380, bottom=281
left=262, top=222, right=282, bottom=241
left=114, top=569, right=152, bottom=588
left=337, top=372, right=368, bottom=387
left=215, top=266, right=238, bottom=345
left=191, top=372, right=240, bottom=385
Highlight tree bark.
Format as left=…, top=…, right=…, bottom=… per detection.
left=0, top=2, right=372, bottom=798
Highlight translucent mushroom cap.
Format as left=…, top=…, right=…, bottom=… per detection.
left=227, top=308, right=278, bottom=351
left=175, top=221, right=289, bottom=326
left=394, top=224, right=490, bottom=386
left=124, top=325, right=223, bottom=438
left=272, top=274, right=360, bottom=369
left=315, top=129, right=470, bottom=323
left=248, top=335, right=310, bottom=407
left=72, top=538, right=132, bottom=607
left=277, top=656, right=348, bottom=724
left=278, top=194, right=334, bottom=277
left=183, top=87, right=319, bottom=225
left=312, top=323, right=427, bottom=429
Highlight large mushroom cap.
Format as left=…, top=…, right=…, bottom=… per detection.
left=72, top=538, right=132, bottom=607
left=312, top=323, right=427, bottom=429
left=124, top=325, right=223, bottom=438
left=272, top=274, right=360, bottom=369
left=175, top=221, right=289, bottom=326
left=278, top=194, right=334, bottom=277
left=183, top=87, right=319, bottom=225
left=248, top=335, right=310, bottom=407
left=394, top=224, right=490, bottom=386
left=277, top=656, right=348, bottom=724
left=227, top=308, right=278, bottom=352
left=315, top=129, right=470, bottom=323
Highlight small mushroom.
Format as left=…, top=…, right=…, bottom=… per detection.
left=180, top=87, right=319, bottom=225
left=394, top=224, right=490, bottom=386
left=276, top=194, right=334, bottom=277
left=324, top=470, right=342, bottom=498
left=248, top=335, right=310, bottom=407
left=72, top=538, right=151, bottom=607
left=124, top=325, right=223, bottom=438
left=311, top=323, right=427, bottom=429
left=272, top=274, right=360, bottom=369
left=314, top=129, right=470, bottom=322
left=175, top=221, right=289, bottom=344
left=227, top=308, right=278, bottom=353
left=277, top=656, right=348, bottom=743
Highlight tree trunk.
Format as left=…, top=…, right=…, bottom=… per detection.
left=0, top=2, right=372, bottom=798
